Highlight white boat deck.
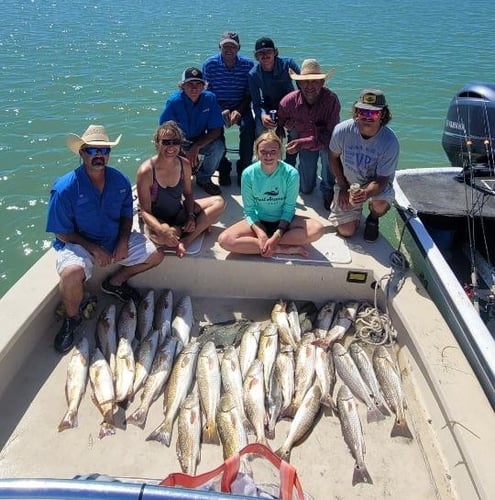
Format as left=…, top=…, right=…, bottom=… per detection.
left=1, top=178, right=494, bottom=499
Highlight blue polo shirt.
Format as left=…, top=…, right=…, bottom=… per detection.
left=158, top=90, right=224, bottom=139
left=46, top=165, right=133, bottom=253
left=248, top=57, right=300, bottom=121
left=202, top=53, right=254, bottom=110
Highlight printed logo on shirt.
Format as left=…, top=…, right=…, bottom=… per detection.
left=202, top=108, right=210, bottom=113
left=264, top=188, right=279, bottom=197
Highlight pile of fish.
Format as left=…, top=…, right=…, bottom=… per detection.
left=58, top=290, right=413, bottom=487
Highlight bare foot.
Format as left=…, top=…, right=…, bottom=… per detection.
left=175, top=242, right=187, bottom=258
left=277, top=244, right=310, bottom=257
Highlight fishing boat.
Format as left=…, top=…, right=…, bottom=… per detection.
left=394, top=82, right=495, bottom=409
left=0, top=177, right=494, bottom=499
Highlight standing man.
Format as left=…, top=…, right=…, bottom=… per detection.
left=202, top=31, right=255, bottom=186
left=278, top=59, right=341, bottom=209
left=248, top=37, right=300, bottom=138
left=159, top=67, right=225, bottom=195
left=328, top=89, right=399, bottom=242
left=47, top=125, right=164, bottom=353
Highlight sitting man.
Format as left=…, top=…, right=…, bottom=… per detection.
left=202, top=31, right=255, bottom=186
left=278, top=59, right=341, bottom=210
left=46, top=125, right=164, bottom=354
left=159, top=67, right=225, bottom=196
left=328, top=89, right=400, bottom=242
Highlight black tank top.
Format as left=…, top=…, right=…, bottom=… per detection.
left=150, top=157, right=184, bottom=222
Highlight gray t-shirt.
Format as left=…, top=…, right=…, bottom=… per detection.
left=329, top=118, right=399, bottom=187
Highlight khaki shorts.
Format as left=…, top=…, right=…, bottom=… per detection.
left=328, top=184, right=395, bottom=226
left=55, top=231, right=157, bottom=281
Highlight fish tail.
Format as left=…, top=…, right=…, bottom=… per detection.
left=391, top=417, right=413, bottom=440
left=146, top=419, right=173, bottom=446
left=58, top=410, right=77, bottom=432
left=265, top=425, right=275, bottom=441
left=320, top=394, right=337, bottom=414
left=126, top=406, right=148, bottom=429
left=352, top=463, right=373, bottom=486
left=377, top=401, right=391, bottom=417
left=98, top=422, right=116, bottom=439
left=257, top=434, right=270, bottom=449
left=202, top=420, right=220, bottom=445
left=280, top=403, right=298, bottom=420
left=367, top=405, right=386, bottom=423
left=243, top=418, right=255, bottom=435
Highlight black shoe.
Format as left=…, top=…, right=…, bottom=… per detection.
left=363, top=215, right=379, bottom=242
left=197, top=180, right=222, bottom=195
left=218, top=172, right=231, bottom=186
left=54, top=316, right=82, bottom=354
left=101, top=278, right=141, bottom=303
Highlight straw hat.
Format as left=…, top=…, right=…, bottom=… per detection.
left=67, top=125, right=122, bottom=155
left=289, top=58, right=334, bottom=81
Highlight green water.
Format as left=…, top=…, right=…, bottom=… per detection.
left=1, top=0, right=493, bottom=297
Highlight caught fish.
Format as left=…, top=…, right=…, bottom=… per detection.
left=314, top=301, right=337, bottom=339
left=58, top=336, right=89, bottom=432
left=89, top=347, right=116, bottom=439
left=176, top=388, right=201, bottom=475
left=196, top=318, right=252, bottom=349
left=114, top=336, right=136, bottom=404
left=337, top=384, right=373, bottom=486
left=257, top=321, right=278, bottom=396
left=314, top=301, right=359, bottom=348
left=299, top=313, right=313, bottom=335
left=287, top=301, right=302, bottom=343
left=332, top=343, right=385, bottom=423
left=154, top=288, right=173, bottom=344
left=147, top=340, right=200, bottom=446
left=137, top=289, right=155, bottom=341
left=276, top=384, right=322, bottom=462
left=220, top=345, right=249, bottom=431
left=266, top=364, right=284, bottom=440
left=96, top=304, right=117, bottom=378
left=275, top=349, right=295, bottom=413
left=171, top=295, right=194, bottom=348
left=314, top=346, right=337, bottom=412
left=127, top=336, right=178, bottom=429
left=117, top=299, right=137, bottom=343
left=271, top=300, right=298, bottom=350
left=216, top=391, right=248, bottom=460
left=373, top=346, right=413, bottom=439
left=283, top=332, right=316, bottom=419
left=243, top=359, right=268, bottom=446
left=196, top=341, right=221, bottom=444
left=349, top=342, right=390, bottom=417
left=239, top=321, right=262, bottom=380
left=133, top=328, right=160, bottom=395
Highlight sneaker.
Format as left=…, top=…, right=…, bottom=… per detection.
left=363, top=215, right=379, bottom=242
left=101, top=278, right=141, bottom=303
left=218, top=171, right=232, bottom=186
left=54, top=316, right=82, bottom=354
left=197, top=179, right=222, bottom=196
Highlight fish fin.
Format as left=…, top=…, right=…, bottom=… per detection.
left=98, top=422, right=116, bottom=439
left=146, top=419, right=173, bottom=446
left=58, top=410, right=77, bottom=432
left=376, top=401, right=391, bottom=417
left=391, top=418, right=413, bottom=440
left=352, top=463, right=373, bottom=486
left=202, top=421, right=220, bottom=445
left=366, top=405, right=386, bottom=424
left=126, top=407, right=148, bottom=429
left=279, top=403, right=298, bottom=420
left=320, top=394, right=337, bottom=414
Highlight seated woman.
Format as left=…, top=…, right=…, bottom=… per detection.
left=137, top=121, right=225, bottom=258
left=218, top=131, right=324, bottom=257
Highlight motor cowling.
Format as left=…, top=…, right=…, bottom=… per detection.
left=442, top=82, right=495, bottom=167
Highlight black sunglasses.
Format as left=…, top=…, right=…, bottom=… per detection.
left=160, top=139, right=182, bottom=146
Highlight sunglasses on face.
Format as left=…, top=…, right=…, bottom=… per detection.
left=83, top=147, right=111, bottom=156
left=357, top=109, right=382, bottom=120
left=160, top=139, right=182, bottom=146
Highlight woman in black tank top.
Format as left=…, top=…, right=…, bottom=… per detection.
left=136, top=121, right=226, bottom=258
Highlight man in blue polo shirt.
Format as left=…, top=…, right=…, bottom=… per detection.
left=202, top=32, right=255, bottom=186
left=159, top=67, right=225, bottom=195
left=46, top=125, right=164, bottom=354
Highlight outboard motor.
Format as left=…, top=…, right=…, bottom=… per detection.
left=442, top=82, right=495, bottom=168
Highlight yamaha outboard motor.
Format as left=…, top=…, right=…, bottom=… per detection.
left=442, top=82, right=495, bottom=168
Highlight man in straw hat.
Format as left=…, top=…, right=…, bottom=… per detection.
left=328, top=89, right=399, bottom=242
left=46, top=125, right=164, bottom=353
left=278, top=58, right=341, bottom=209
